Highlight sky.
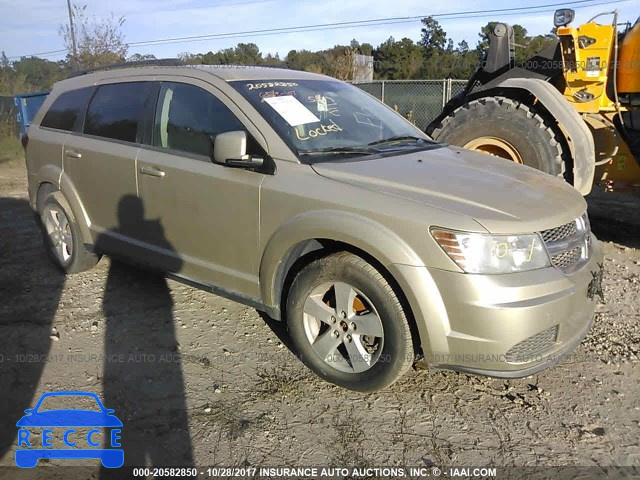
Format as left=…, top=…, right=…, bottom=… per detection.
left=1, top=0, right=638, bottom=61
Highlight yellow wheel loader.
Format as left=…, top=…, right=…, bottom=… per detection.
left=427, top=10, right=640, bottom=195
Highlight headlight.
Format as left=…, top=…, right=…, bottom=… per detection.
left=580, top=211, right=591, bottom=232
left=431, top=228, right=551, bottom=274
left=554, top=8, right=575, bottom=27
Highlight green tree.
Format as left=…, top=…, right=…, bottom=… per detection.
left=522, top=34, right=557, bottom=60
left=325, top=47, right=356, bottom=80
left=262, top=53, right=284, bottom=66
left=178, top=52, right=204, bottom=64
left=418, top=17, right=453, bottom=78
left=127, top=53, right=157, bottom=62
left=0, top=51, right=20, bottom=95
left=349, top=39, right=374, bottom=56
left=419, top=17, right=447, bottom=57
left=232, top=43, right=263, bottom=64
left=0, top=52, right=66, bottom=95
left=13, top=57, right=66, bottom=90
left=59, top=3, right=128, bottom=69
left=199, top=43, right=265, bottom=65
left=374, top=37, right=423, bottom=79
left=359, top=43, right=374, bottom=57
left=285, top=49, right=324, bottom=72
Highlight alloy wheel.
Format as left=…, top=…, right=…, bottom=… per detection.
left=302, top=282, right=384, bottom=373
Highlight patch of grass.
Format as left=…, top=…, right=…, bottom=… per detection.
left=0, top=135, right=22, bottom=164
left=254, top=365, right=308, bottom=397
left=330, top=410, right=372, bottom=469
left=193, top=402, right=266, bottom=440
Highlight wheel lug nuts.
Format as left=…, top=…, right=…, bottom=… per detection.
left=333, top=330, right=339, bottom=338
left=330, top=316, right=336, bottom=323
left=350, top=322, right=356, bottom=330
left=340, top=311, right=347, bottom=319
left=346, top=334, right=352, bottom=343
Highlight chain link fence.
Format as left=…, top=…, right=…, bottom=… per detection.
left=354, top=79, right=466, bottom=131
left=0, top=96, right=17, bottom=138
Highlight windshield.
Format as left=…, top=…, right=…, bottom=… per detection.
left=230, top=79, right=438, bottom=160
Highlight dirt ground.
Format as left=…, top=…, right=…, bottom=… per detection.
left=0, top=154, right=639, bottom=477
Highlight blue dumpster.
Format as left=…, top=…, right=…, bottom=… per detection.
left=14, top=91, right=49, bottom=137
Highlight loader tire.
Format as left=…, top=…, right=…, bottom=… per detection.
left=431, top=96, right=567, bottom=177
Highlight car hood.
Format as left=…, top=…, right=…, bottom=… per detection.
left=16, top=410, right=123, bottom=427
left=311, top=146, right=587, bottom=233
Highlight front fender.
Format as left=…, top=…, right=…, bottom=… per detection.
left=259, top=210, right=424, bottom=313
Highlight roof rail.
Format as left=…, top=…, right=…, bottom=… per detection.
left=67, top=58, right=185, bottom=78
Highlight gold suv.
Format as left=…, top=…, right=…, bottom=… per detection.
left=24, top=64, right=603, bottom=391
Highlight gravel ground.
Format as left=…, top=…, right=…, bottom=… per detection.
left=0, top=155, right=639, bottom=477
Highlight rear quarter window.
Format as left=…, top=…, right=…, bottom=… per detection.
left=40, top=87, right=95, bottom=131
left=84, top=82, right=155, bottom=143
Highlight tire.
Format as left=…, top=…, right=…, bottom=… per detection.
left=286, top=251, right=414, bottom=392
left=431, top=96, right=567, bottom=177
left=39, top=191, right=100, bottom=273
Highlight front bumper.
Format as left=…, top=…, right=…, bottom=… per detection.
left=391, top=233, right=603, bottom=377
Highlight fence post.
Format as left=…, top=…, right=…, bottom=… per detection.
left=381, top=81, right=385, bottom=103
left=441, top=79, right=447, bottom=108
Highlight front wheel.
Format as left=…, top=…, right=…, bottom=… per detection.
left=286, top=252, right=414, bottom=392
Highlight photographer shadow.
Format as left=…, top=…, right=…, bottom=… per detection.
left=97, top=195, right=193, bottom=476
left=0, top=198, right=65, bottom=460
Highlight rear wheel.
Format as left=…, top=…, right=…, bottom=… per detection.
left=286, top=252, right=414, bottom=392
left=39, top=191, right=100, bottom=273
left=431, top=96, right=567, bottom=177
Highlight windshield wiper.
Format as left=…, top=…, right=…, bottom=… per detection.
left=298, top=146, right=376, bottom=156
left=367, top=135, right=433, bottom=147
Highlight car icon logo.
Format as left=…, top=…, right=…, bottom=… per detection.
left=15, top=391, right=123, bottom=468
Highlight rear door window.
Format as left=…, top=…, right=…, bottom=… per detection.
left=40, top=87, right=95, bottom=131
left=84, top=82, right=155, bottom=143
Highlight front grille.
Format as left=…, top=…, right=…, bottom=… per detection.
left=551, top=246, right=582, bottom=270
left=541, top=221, right=577, bottom=243
left=506, top=326, right=558, bottom=363
left=539, top=214, right=590, bottom=273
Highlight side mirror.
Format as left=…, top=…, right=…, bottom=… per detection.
left=213, top=131, right=264, bottom=169
left=554, top=9, right=575, bottom=27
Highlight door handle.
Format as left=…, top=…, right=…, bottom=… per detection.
left=65, top=150, right=82, bottom=159
left=140, top=166, right=166, bottom=178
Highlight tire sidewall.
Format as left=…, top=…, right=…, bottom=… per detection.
left=40, top=192, right=83, bottom=273
left=434, top=98, right=562, bottom=175
left=286, top=256, right=412, bottom=392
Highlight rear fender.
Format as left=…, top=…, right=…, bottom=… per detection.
left=58, top=172, right=94, bottom=246
left=29, top=164, right=62, bottom=209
